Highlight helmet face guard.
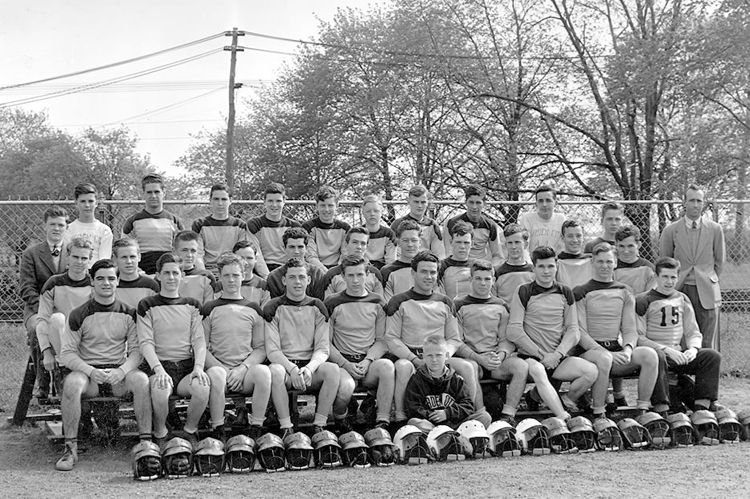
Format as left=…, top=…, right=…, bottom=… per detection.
left=257, top=447, right=286, bottom=473
left=695, top=422, right=720, bottom=446
left=399, top=432, right=433, bottom=464
left=433, top=432, right=468, bottom=461
left=163, top=452, right=193, bottom=479
left=368, top=444, right=396, bottom=467
left=618, top=419, right=652, bottom=450
left=286, top=448, right=313, bottom=471
left=719, top=421, right=742, bottom=444
left=570, top=429, right=597, bottom=453
left=131, top=441, right=162, bottom=481
left=520, top=426, right=550, bottom=456
left=315, top=445, right=343, bottom=468
left=549, top=433, right=579, bottom=454
left=491, top=428, right=521, bottom=458
left=467, top=436, right=493, bottom=459
left=667, top=414, right=695, bottom=448
left=596, top=426, right=623, bottom=452
left=644, top=420, right=671, bottom=449
left=343, top=447, right=371, bottom=468
left=226, top=449, right=255, bottom=473
left=194, top=454, right=224, bottom=477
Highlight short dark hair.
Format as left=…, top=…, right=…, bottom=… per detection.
left=67, top=237, right=94, bottom=257
left=592, top=242, right=617, bottom=258
left=282, top=257, right=309, bottom=277
left=74, top=183, right=96, bottom=200
left=615, top=225, right=641, bottom=243
left=210, top=183, right=230, bottom=198
left=684, top=183, right=703, bottom=199
left=232, top=240, right=257, bottom=253
left=265, top=182, right=286, bottom=199
left=43, top=206, right=68, bottom=223
left=396, top=219, right=421, bottom=238
left=561, top=219, right=581, bottom=236
left=345, top=226, right=369, bottom=243
left=531, top=246, right=557, bottom=264
left=464, top=184, right=486, bottom=199
left=217, top=253, right=244, bottom=273
left=315, top=185, right=338, bottom=203
left=411, top=250, right=439, bottom=272
left=156, top=253, right=182, bottom=273
left=408, top=185, right=429, bottom=198
left=601, top=202, right=623, bottom=219
left=655, top=257, right=681, bottom=275
left=283, top=227, right=309, bottom=246
left=449, top=220, right=473, bottom=238
left=470, top=259, right=493, bottom=276
left=534, top=184, right=556, bottom=200
left=141, top=173, right=164, bottom=190
left=89, top=258, right=117, bottom=280
left=503, top=223, right=529, bottom=240
left=112, top=237, right=139, bottom=257
left=361, top=194, right=382, bottom=209
left=172, top=230, right=199, bottom=249
left=341, top=255, right=367, bottom=272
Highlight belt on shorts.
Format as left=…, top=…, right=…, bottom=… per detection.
left=342, top=353, right=367, bottom=364
left=290, top=359, right=309, bottom=369
left=596, top=340, right=623, bottom=352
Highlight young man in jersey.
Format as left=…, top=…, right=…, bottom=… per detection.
left=266, top=227, right=325, bottom=299
left=385, top=251, right=480, bottom=427
left=583, top=202, right=624, bottom=254
left=319, top=227, right=384, bottom=298
left=122, top=173, right=184, bottom=275
left=493, top=223, right=534, bottom=305
left=204, top=254, right=272, bottom=441
left=246, top=182, right=302, bottom=275
left=138, top=253, right=209, bottom=449
left=65, top=183, right=112, bottom=264
left=381, top=219, right=422, bottom=301
left=556, top=220, right=593, bottom=289
left=302, top=185, right=351, bottom=271
left=389, top=184, right=444, bottom=259
left=172, top=230, right=219, bottom=305
left=233, top=241, right=270, bottom=307
left=454, top=260, right=529, bottom=426
left=265, top=258, right=347, bottom=435
left=325, top=255, right=394, bottom=429
left=519, top=185, right=565, bottom=256
left=443, top=184, right=503, bottom=268
left=112, top=238, right=159, bottom=310
left=192, top=183, right=258, bottom=276
left=636, top=257, right=722, bottom=413
left=572, top=243, right=659, bottom=417
left=20, top=206, right=69, bottom=399
left=36, top=238, right=94, bottom=382
left=438, top=220, right=474, bottom=300
left=361, top=194, right=396, bottom=269
left=56, top=259, right=151, bottom=471
left=506, top=246, right=598, bottom=420
left=614, top=225, right=656, bottom=294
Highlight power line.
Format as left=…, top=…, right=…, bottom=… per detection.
left=0, top=48, right=223, bottom=109
left=106, top=87, right=226, bottom=126
left=0, top=79, right=272, bottom=94
left=0, top=32, right=225, bottom=91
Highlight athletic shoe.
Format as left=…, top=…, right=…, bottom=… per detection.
left=183, top=430, right=199, bottom=450
left=374, top=420, right=390, bottom=430
left=55, top=444, right=78, bottom=471
left=497, top=413, right=517, bottom=428
left=280, top=427, right=295, bottom=440
left=248, top=425, right=263, bottom=441
left=614, top=395, right=628, bottom=408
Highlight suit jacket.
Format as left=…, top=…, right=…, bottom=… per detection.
left=659, top=218, right=725, bottom=309
left=19, top=241, right=68, bottom=321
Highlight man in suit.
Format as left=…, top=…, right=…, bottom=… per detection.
left=659, top=184, right=725, bottom=350
left=19, top=206, right=69, bottom=399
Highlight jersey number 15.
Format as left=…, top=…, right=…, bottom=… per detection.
left=659, top=306, right=680, bottom=327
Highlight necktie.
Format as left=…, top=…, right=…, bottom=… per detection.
left=51, top=246, right=60, bottom=257
left=692, top=221, right=698, bottom=230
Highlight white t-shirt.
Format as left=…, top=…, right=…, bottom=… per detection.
left=519, top=211, right=565, bottom=257
left=65, top=219, right=114, bottom=264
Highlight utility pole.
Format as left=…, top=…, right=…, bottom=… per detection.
left=224, top=28, right=244, bottom=192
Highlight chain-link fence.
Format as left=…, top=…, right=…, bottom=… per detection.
left=1, top=198, right=750, bottom=411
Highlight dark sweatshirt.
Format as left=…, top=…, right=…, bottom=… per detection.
left=404, top=364, right=475, bottom=424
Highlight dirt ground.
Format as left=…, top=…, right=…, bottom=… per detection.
left=3, top=376, right=750, bottom=499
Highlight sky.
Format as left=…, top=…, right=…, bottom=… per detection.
left=0, top=0, right=384, bottom=175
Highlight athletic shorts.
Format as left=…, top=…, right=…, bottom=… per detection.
left=140, top=359, right=193, bottom=388
left=61, top=363, right=122, bottom=397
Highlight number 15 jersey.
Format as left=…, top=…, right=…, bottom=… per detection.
left=635, top=289, right=702, bottom=351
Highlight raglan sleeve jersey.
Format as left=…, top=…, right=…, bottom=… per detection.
left=492, top=263, right=534, bottom=304
left=635, top=289, right=702, bottom=351
left=264, top=295, right=330, bottom=374
left=506, top=281, right=579, bottom=359
left=302, top=218, right=351, bottom=269
left=454, top=295, right=512, bottom=359
left=61, top=299, right=140, bottom=376
left=324, top=292, right=387, bottom=367
left=246, top=215, right=302, bottom=274
left=137, top=295, right=205, bottom=370
left=614, top=259, right=657, bottom=294
left=573, top=280, right=637, bottom=351
left=381, top=261, right=413, bottom=301
left=192, top=216, right=249, bottom=268
left=36, top=274, right=92, bottom=352
left=201, top=297, right=264, bottom=369
left=115, top=276, right=160, bottom=310
left=385, top=290, right=460, bottom=359
left=366, top=225, right=397, bottom=269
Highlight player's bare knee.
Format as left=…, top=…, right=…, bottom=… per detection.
left=126, top=370, right=150, bottom=392
left=634, top=347, right=658, bottom=368
left=189, top=382, right=210, bottom=402
left=581, top=362, right=599, bottom=383
left=505, top=357, right=529, bottom=378
left=527, top=361, right=546, bottom=380
left=249, top=364, right=272, bottom=384
left=62, top=372, right=87, bottom=397
left=318, top=362, right=339, bottom=380
left=395, top=359, right=415, bottom=378
left=373, top=359, right=395, bottom=377
left=207, top=366, right=226, bottom=386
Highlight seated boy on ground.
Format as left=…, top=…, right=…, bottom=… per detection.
left=404, top=334, right=491, bottom=430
